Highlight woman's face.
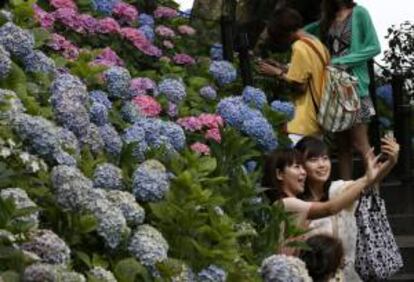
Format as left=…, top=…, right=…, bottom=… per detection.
left=278, top=162, right=307, bottom=196
left=303, top=154, right=331, bottom=183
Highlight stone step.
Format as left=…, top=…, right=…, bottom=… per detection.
left=387, top=273, right=414, bottom=281
left=380, top=180, right=414, bottom=215
left=389, top=214, right=414, bottom=235
left=396, top=236, right=414, bottom=275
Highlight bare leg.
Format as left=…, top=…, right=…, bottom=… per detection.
left=350, top=123, right=371, bottom=167
left=337, top=130, right=353, bottom=180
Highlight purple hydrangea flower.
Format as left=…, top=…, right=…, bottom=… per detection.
left=91, top=0, right=118, bottom=15
left=139, top=25, right=155, bottom=42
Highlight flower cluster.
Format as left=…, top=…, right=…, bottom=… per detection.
left=0, top=45, right=12, bottom=79
left=88, top=267, right=117, bottom=282
left=93, top=47, right=124, bottom=67
left=132, top=159, right=170, bottom=202
left=209, top=61, right=237, bottom=85
left=210, top=43, right=223, bottom=61
left=47, top=33, right=79, bottom=60
left=178, top=25, right=196, bottom=36
left=57, top=128, right=80, bottom=156
left=139, top=13, right=155, bottom=27
left=50, top=0, right=78, bottom=10
left=198, top=265, right=227, bottom=282
left=129, top=77, right=158, bottom=97
left=104, top=66, right=132, bottom=98
left=139, top=25, right=155, bottom=42
left=0, top=188, right=39, bottom=229
left=155, top=25, right=176, bottom=38
left=271, top=100, right=295, bottom=121
left=154, top=6, right=178, bottom=19
left=93, top=163, right=124, bottom=190
left=22, top=50, right=56, bottom=73
left=242, top=86, right=268, bottom=109
left=106, top=190, right=145, bottom=226
left=23, top=263, right=86, bottom=282
left=128, top=224, right=169, bottom=267
left=0, top=22, right=34, bottom=58
left=173, top=53, right=196, bottom=65
left=89, top=90, right=112, bottom=109
left=132, top=95, right=162, bottom=117
left=199, top=85, right=217, bottom=100
left=158, top=78, right=187, bottom=104
left=112, top=2, right=138, bottom=25
left=98, top=124, right=123, bottom=157
left=0, top=89, right=25, bottom=118
left=177, top=113, right=223, bottom=143
left=21, top=229, right=71, bottom=265
left=190, top=142, right=210, bottom=155
left=91, top=0, right=118, bottom=15
left=90, top=102, right=109, bottom=126
left=217, top=97, right=278, bottom=151
left=260, top=254, right=312, bottom=282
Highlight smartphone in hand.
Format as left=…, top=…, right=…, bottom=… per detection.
left=378, top=130, right=394, bottom=162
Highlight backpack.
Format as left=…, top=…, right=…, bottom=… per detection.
left=301, top=37, right=360, bottom=132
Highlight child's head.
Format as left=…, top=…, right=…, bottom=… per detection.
left=262, top=148, right=306, bottom=202
left=266, top=7, right=303, bottom=46
left=299, top=235, right=344, bottom=282
left=295, top=136, right=331, bottom=200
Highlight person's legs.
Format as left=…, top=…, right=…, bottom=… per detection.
left=350, top=123, right=371, bottom=165
left=337, top=130, right=353, bottom=180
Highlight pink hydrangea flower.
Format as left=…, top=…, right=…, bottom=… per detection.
left=178, top=25, right=196, bottom=35
left=97, top=17, right=120, bottom=34
left=132, top=95, right=162, bottom=117
left=93, top=47, right=124, bottom=67
left=154, top=6, right=178, bottom=19
left=53, top=8, right=84, bottom=32
left=190, top=142, right=210, bottom=155
left=173, top=53, right=195, bottom=65
left=47, top=33, right=79, bottom=60
left=129, top=77, right=157, bottom=96
left=33, top=4, right=56, bottom=29
left=198, top=113, right=224, bottom=128
left=120, top=27, right=162, bottom=57
left=50, top=0, right=77, bottom=10
left=205, top=128, right=222, bottom=143
left=177, top=117, right=203, bottom=132
left=155, top=25, right=175, bottom=38
left=163, top=40, right=174, bottom=49
left=112, top=2, right=138, bottom=24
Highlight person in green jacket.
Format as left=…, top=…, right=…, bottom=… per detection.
left=305, top=0, right=381, bottom=180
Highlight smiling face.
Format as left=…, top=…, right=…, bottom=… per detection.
left=303, top=154, right=332, bottom=184
left=277, top=162, right=307, bottom=197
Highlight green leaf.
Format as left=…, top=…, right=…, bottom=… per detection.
left=32, top=28, right=51, bottom=48
left=75, top=251, right=92, bottom=268
left=197, top=157, right=217, bottom=174
left=114, top=258, right=152, bottom=282
left=1, top=271, right=20, bottom=282
left=78, top=214, right=98, bottom=234
left=92, top=253, right=109, bottom=268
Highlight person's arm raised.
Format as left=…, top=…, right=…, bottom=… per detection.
left=306, top=148, right=381, bottom=220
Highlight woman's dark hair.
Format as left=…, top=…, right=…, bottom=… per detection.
left=295, top=136, right=331, bottom=201
left=299, top=235, right=344, bottom=282
left=262, top=148, right=302, bottom=203
left=267, top=7, right=303, bottom=45
left=319, top=0, right=356, bottom=43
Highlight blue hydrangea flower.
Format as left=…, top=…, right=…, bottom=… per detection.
left=199, top=85, right=217, bottom=100
left=0, top=89, right=25, bottom=117
left=198, top=265, right=227, bottom=282
left=23, top=263, right=60, bottom=282
left=0, top=188, right=39, bottom=230
left=121, top=101, right=141, bottom=124
left=91, top=0, right=119, bottom=15
left=93, top=163, right=124, bottom=190
left=216, top=96, right=245, bottom=127
left=209, top=61, right=237, bottom=85
left=80, top=124, right=105, bottom=154
left=22, top=50, right=56, bottom=73
left=88, top=267, right=117, bottom=282
left=133, top=118, right=162, bottom=144
left=11, top=113, right=60, bottom=159
left=0, top=22, right=34, bottom=57
left=158, top=78, right=187, bottom=104
left=57, top=128, right=80, bottom=156
left=21, top=229, right=71, bottom=265
left=106, top=190, right=145, bottom=226
left=242, top=86, right=267, bottom=109
left=99, top=124, right=122, bottom=157
left=139, top=25, right=155, bottom=42
left=53, top=149, right=77, bottom=166
left=210, top=43, right=223, bottom=61
left=51, top=73, right=88, bottom=107
left=260, top=254, right=311, bottom=282
left=0, top=9, right=13, bottom=22
left=270, top=100, right=295, bottom=121
left=132, top=160, right=170, bottom=202
left=128, top=224, right=169, bottom=267
left=104, top=66, right=131, bottom=99
left=123, top=123, right=149, bottom=161
left=376, top=84, right=393, bottom=107
left=139, top=13, right=155, bottom=27
left=160, top=121, right=186, bottom=151
left=0, top=45, right=11, bottom=79
left=89, top=102, right=109, bottom=126
left=241, top=117, right=278, bottom=151
left=54, top=102, right=91, bottom=138
left=244, top=160, right=258, bottom=173
left=90, top=90, right=112, bottom=109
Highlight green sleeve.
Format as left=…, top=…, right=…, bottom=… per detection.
left=304, top=21, right=321, bottom=38
left=332, top=7, right=381, bottom=66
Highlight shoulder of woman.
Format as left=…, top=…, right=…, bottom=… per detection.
left=329, top=180, right=355, bottom=196
left=353, top=5, right=371, bottom=17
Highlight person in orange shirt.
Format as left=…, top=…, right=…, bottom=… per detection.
left=257, top=7, right=328, bottom=145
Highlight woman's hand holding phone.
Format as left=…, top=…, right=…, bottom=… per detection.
left=380, top=132, right=400, bottom=165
